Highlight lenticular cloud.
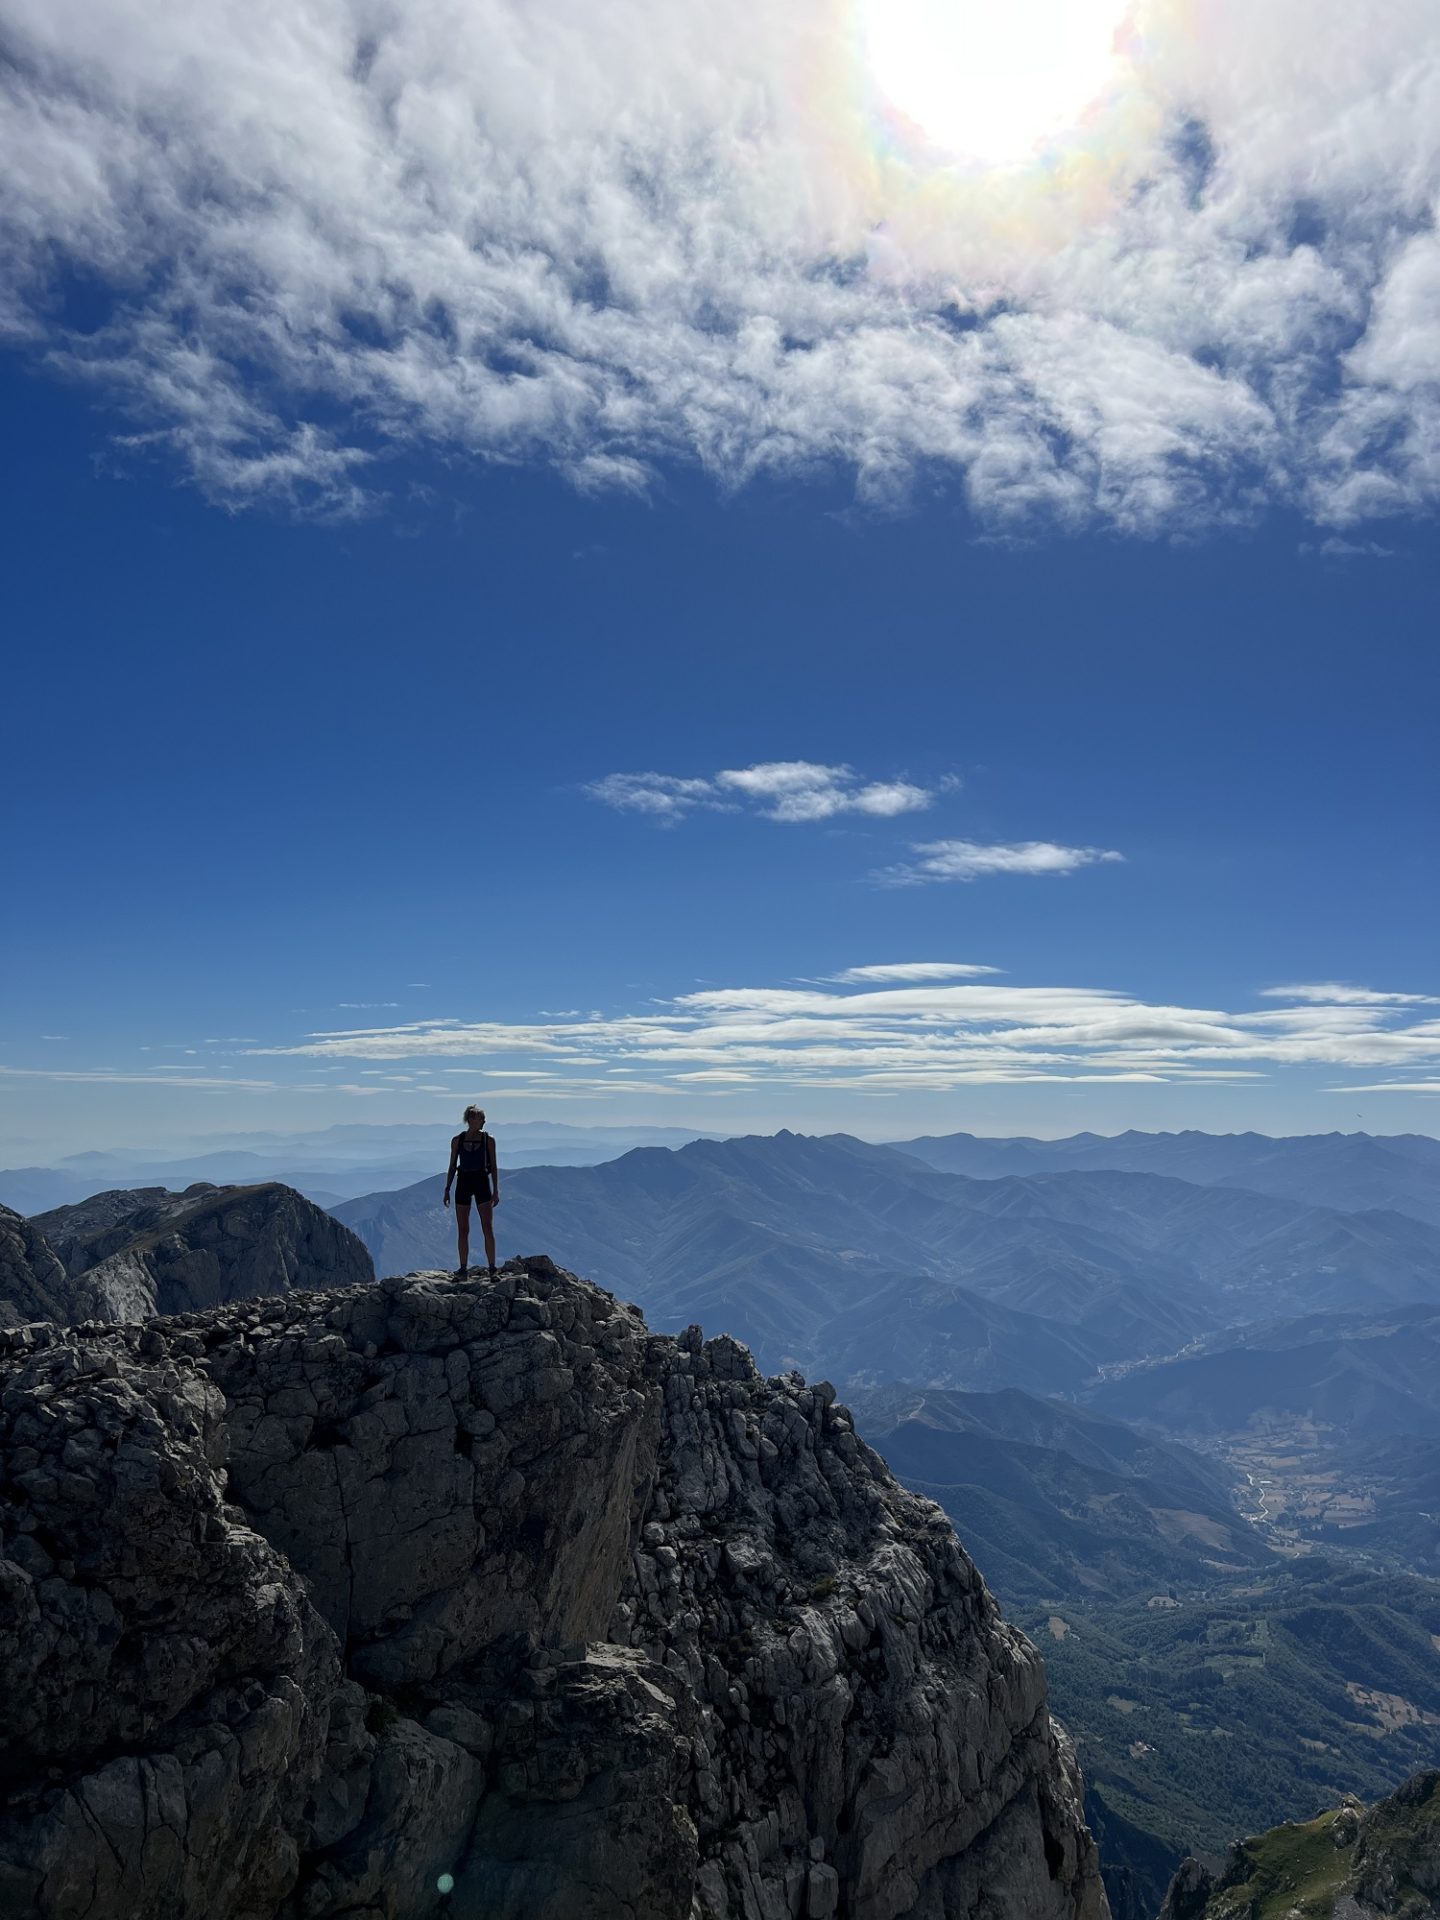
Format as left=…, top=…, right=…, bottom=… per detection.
left=1, top=0, right=1438, bottom=532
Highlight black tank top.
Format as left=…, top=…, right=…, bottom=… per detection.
left=456, top=1131, right=491, bottom=1172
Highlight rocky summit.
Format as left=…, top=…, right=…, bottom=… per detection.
left=0, top=1255, right=1107, bottom=1920
left=7, top=1182, right=374, bottom=1325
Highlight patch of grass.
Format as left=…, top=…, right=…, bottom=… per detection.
left=1205, top=1810, right=1349, bottom=1920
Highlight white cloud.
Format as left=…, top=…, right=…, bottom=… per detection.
left=587, top=761, right=941, bottom=825
left=828, top=963, right=1004, bottom=984
left=716, top=763, right=936, bottom=822
left=1301, top=537, right=1396, bottom=560
left=3, top=0, right=1438, bottom=531
left=237, top=972, right=1440, bottom=1095
left=878, top=839, right=1124, bottom=884
left=0, top=1066, right=279, bottom=1090
left=583, top=773, right=727, bottom=823
left=1260, top=984, right=1440, bottom=1006
left=1325, top=1082, right=1440, bottom=1094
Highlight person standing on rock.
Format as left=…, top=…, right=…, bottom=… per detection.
left=443, top=1105, right=500, bottom=1277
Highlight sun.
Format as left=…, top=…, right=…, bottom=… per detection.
left=861, top=0, right=1132, bottom=167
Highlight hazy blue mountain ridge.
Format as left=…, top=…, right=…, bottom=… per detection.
left=898, top=1128, right=1440, bottom=1229
left=333, top=1131, right=1440, bottom=1385
left=1089, top=1304, right=1440, bottom=1440
left=0, top=1120, right=721, bottom=1212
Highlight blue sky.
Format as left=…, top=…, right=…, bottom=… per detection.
left=2, top=0, right=1438, bottom=1156
left=5, top=356, right=1437, bottom=1155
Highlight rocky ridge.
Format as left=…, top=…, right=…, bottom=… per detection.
left=1159, top=1771, right=1440, bottom=1920
left=19, top=1181, right=374, bottom=1322
left=0, top=1255, right=1107, bottom=1919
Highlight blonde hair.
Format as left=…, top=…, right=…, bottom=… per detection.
left=462, top=1104, right=486, bottom=1124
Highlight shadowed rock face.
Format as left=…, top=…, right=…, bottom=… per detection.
left=0, top=1256, right=1109, bottom=1920
left=0, top=1206, right=76, bottom=1329
left=22, top=1182, right=374, bottom=1322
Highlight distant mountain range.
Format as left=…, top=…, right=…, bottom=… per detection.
left=850, top=1383, right=1274, bottom=1605
left=333, top=1130, right=1440, bottom=1386
left=897, top=1128, right=1440, bottom=1230
left=9, top=1119, right=1437, bottom=1219
left=0, top=1121, right=721, bottom=1213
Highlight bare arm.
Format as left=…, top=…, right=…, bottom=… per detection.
left=444, top=1136, right=458, bottom=1206
left=488, top=1132, right=499, bottom=1204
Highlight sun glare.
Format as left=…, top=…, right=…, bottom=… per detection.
left=861, top=0, right=1132, bottom=166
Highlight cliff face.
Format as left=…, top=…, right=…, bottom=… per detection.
left=23, top=1181, right=375, bottom=1322
left=0, top=1256, right=1108, bottom=1920
left=0, top=1205, right=76, bottom=1329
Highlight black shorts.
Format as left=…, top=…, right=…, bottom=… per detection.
left=454, top=1172, right=492, bottom=1207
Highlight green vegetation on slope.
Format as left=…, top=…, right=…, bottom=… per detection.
left=1180, top=1807, right=1350, bottom=1920
left=1164, top=1770, right=1440, bottom=1920
left=1026, top=1563, right=1440, bottom=1864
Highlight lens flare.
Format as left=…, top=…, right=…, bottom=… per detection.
left=861, top=0, right=1132, bottom=166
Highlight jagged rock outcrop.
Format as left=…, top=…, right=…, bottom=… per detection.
left=23, top=1181, right=374, bottom=1322
left=0, top=1205, right=76, bottom=1329
left=1159, top=1772, right=1440, bottom=1919
left=0, top=1256, right=1108, bottom=1920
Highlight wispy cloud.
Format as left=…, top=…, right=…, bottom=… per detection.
left=827, top=963, right=1004, bottom=984
left=586, top=761, right=943, bottom=825
left=877, top=839, right=1124, bottom=885
left=1260, top=984, right=1440, bottom=1006
left=238, top=972, right=1440, bottom=1094
left=585, top=773, right=726, bottom=823
left=0, top=1066, right=279, bottom=1090
left=5, top=0, right=1435, bottom=532
left=1301, top=538, right=1397, bottom=561
left=1326, top=1082, right=1440, bottom=1094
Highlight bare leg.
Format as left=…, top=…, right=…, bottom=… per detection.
left=456, top=1198, right=471, bottom=1272
left=478, top=1200, right=497, bottom=1271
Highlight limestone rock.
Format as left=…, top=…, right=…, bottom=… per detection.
left=24, top=1181, right=375, bottom=1322
left=0, top=1255, right=1109, bottom=1920
left=0, top=1205, right=75, bottom=1329
left=0, top=1332, right=336, bottom=1916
